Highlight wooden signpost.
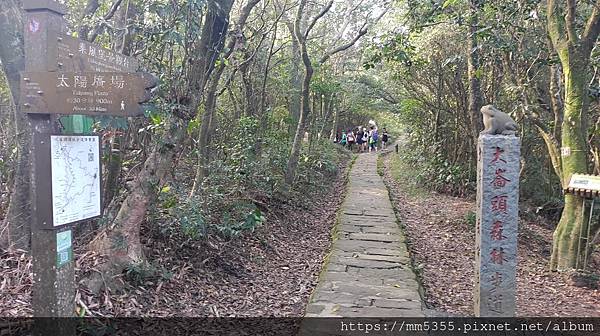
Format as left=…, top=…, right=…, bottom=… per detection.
left=50, top=31, right=139, bottom=72
left=19, top=1, right=157, bottom=332
left=21, top=71, right=156, bottom=116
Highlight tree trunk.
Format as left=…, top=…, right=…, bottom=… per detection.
left=545, top=0, right=600, bottom=270
left=256, top=21, right=279, bottom=157
left=189, top=0, right=260, bottom=195
left=467, top=0, right=483, bottom=143
left=550, top=57, right=591, bottom=270
left=102, top=136, right=122, bottom=209
left=284, top=60, right=313, bottom=185
left=114, top=0, right=138, bottom=55
left=287, top=22, right=302, bottom=127
left=187, top=0, right=234, bottom=117
left=319, top=93, right=333, bottom=139
left=191, top=67, right=222, bottom=194
left=240, top=54, right=257, bottom=117
left=87, top=119, right=184, bottom=292
left=0, top=0, right=32, bottom=251
left=87, top=0, right=236, bottom=290
left=284, top=0, right=323, bottom=186
left=100, top=0, right=139, bottom=209
left=330, top=97, right=339, bottom=141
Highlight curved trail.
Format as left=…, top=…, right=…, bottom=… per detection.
left=305, top=151, right=424, bottom=317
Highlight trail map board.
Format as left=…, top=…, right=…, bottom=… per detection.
left=51, top=135, right=101, bottom=226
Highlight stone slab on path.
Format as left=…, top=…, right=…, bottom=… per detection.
left=304, top=153, right=424, bottom=318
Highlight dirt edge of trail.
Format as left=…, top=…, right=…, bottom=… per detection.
left=0, top=152, right=354, bottom=317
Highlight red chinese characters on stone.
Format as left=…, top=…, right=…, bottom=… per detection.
left=491, top=147, right=507, bottom=164
left=490, top=220, right=505, bottom=241
left=492, top=168, right=510, bottom=188
left=490, top=247, right=507, bottom=265
left=491, top=195, right=508, bottom=213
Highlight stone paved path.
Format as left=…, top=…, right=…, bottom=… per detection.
left=305, top=152, right=424, bottom=317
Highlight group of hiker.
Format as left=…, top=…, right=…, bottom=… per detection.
left=334, top=122, right=389, bottom=153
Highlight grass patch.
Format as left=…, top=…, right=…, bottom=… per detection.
left=306, top=153, right=357, bottom=307
left=387, top=153, right=427, bottom=199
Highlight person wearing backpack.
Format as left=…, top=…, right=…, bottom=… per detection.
left=340, top=130, right=347, bottom=147
left=381, top=128, right=389, bottom=149
left=356, top=128, right=364, bottom=152
left=369, top=126, right=378, bottom=152
left=361, top=127, right=369, bottom=152
left=346, top=129, right=356, bottom=151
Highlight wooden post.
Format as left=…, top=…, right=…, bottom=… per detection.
left=474, top=134, right=519, bottom=317
left=22, top=1, right=76, bottom=333
left=15, top=3, right=155, bottom=331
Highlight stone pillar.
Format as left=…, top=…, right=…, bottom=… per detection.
left=475, top=134, right=520, bottom=317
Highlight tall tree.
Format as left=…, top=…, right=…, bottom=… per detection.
left=0, top=0, right=31, bottom=250
left=284, top=0, right=334, bottom=186
left=467, top=0, right=483, bottom=146
left=546, top=0, right=600, bottom=270
left=284, top=0, right=379, bottom=185
left=87, top=0, right=236, bottom=291
left=190, top=0, right=262, bottom=195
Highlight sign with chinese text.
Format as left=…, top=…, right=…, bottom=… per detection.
left=475, top=135, right=520, bottom=317
left=49, top=31, right=138, bottom=72
left=20, top=71, right=156, bottom=116
left=567, top=174, right=600, bottom=192
left=51, top=135, right=101, bottom=226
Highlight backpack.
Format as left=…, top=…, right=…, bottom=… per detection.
left=372, top=130, right=379, bottom=141
left=347, top=133, right=355, bottom=142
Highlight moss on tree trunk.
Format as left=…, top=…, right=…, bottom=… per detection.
left=550, top=57, right=592, bottom=270
left=545, top=0, right=600, bottom=271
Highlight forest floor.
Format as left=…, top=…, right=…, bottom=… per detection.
left=381, top=152, right=600, bottom=317
left=0, top=151, right=352, bottom=317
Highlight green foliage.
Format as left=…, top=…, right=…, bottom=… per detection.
left=464, top=211, right=476, bottom=230
left=394, top=83, right=476, bottom=196
left=178, top=198, right=206, bottom=240
left=364, top=32, right=416, bottom=69
left=167, top=194, right=265, bottom=241
left=0, top=71, right=10, bottom=105
left=360, top=1, right=566, bottom=210
left=401, top=140, right=476, bottom=196
left=214, top=206, right=265, bottom=240
left=295, top=141, right=342, bottom=189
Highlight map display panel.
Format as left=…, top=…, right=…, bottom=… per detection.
left=51, top=135, right=101, bottom=226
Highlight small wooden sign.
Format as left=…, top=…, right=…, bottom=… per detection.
left=565, top=174, right=600, bottom=198
left=568, top=174, right=600, bottom=191
left=48, top=31, right=139, bottom=73
left=20, top=71, right=157, bottom=116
